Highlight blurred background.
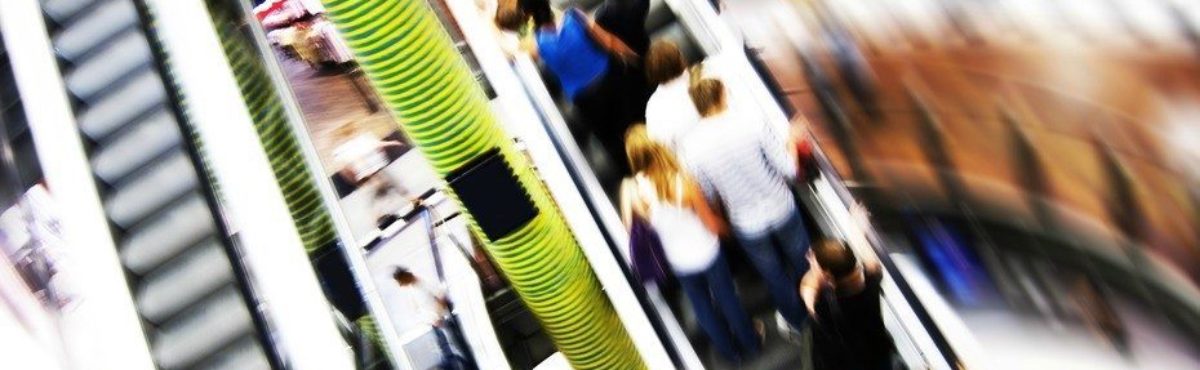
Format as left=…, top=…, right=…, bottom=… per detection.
left=722, top=1, right=1200, bottom=367
left=0, top=0, right=1197, bottom=369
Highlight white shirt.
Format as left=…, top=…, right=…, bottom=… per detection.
left=333, top=134, right=388, bottom=181
left=645, top=53, right=762, bottom=148
left=381, top=280, right=445, bottom=336
left=636, top=175, right=720, bottom=275
left=644, top=73, right=699, bottom=149
left=679, top=110, right=797, bottom=237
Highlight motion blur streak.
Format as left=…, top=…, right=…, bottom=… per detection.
left=721, top=0, right=1200, bottom=368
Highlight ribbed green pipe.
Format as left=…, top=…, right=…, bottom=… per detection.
left=203, top=3, right=393, bottom=352
left=319, top=0, right=644, bottom=368
left=208, top=9, right=338, bottom=254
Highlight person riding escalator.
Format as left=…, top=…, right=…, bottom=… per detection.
left=500, top=0, right=654, bottom=176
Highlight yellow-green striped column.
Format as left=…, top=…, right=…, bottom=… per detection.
left=207, top=7, right=337, bottom=254
left=319, top=0, right=644, bottom=368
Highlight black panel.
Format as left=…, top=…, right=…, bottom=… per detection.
left=313, top=243, right=367, bottom=319
left=446, top=148, right=538, bottom=241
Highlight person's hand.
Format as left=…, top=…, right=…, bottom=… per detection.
left=789, top=124, right=809, bottom=148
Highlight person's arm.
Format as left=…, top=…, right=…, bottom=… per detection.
left=573, top=9, right=637, bottom=64
left=799, top=261, right=823, bottom=317
left=760, top=120, right=798, bottom=181
left=618, top=178, right=639, bottom=227
left=685, top=178, right=728, bottom=237
left=378, top=140, right=405, bottom=149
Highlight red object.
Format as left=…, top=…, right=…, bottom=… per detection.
left=254, top=0, right=286, bottom=21
left=796, top=135, right=815, bottom=181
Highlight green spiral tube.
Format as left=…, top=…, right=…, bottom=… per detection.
left=208, top=9, right=338, bottom=254
left=318, top=0, right=645, bottom=368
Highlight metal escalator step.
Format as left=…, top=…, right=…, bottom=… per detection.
left=89, top=102, right=167, bottom=144
left=152, top=286, right=255, bottom=370
left=76, top=70, right=166, bottom=139
left=64, top=30, right=152, bottom=100
left=120, top=196, right=216, bottom=275
left=645, top=0, right=675, bottom=33
left=193, top=335, right=272, bottom=370
left=35, top=1, right=275, bottom=368
left=104, top=150, right=197, bottom=228
left=49, top=0, right=139, bottom=61
left=136, top=241, right=233, bottom=324
left=40, top=0, right=101, bottom=23
left=90, top=109, right=180, bottom=182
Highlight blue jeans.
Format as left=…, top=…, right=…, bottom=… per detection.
left=434, top=317, right=475, bottom=370
left=678, top=252, right=760, bottom=363
left=735, top=210, right=811, bottom=330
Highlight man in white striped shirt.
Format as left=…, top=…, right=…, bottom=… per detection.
left=679, top=78, right=811, bottom=331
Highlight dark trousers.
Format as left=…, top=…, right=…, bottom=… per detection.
left=571, top=0, right=652, bottom=177
left=434, top=316, right=476, bottom=370
left=734, top=210, right=811, bottom=330
left=678, top=252, right=760, bottom=363
left=572, top=63, right=650, bottom=176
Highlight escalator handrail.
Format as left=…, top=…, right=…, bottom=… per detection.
left=788, top=50, right=972, bottom=370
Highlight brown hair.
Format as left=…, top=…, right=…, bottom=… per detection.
left=689, top=78, right=726, bottom=117
left=813, top=239, right=858, bottom=279
left=393, top=267, right=418, bottom=286
left=495, top=4, right=527, bottom=32
left=645, top=41, right=686, bottom=85
left=625, top=125, right=684, bottom=202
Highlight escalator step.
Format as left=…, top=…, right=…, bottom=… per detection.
left=193, top=335, right=273, bottom=370
left=41, top=0, right=101, bottom=24
left=90, top=109, right=181, bottom=182
left=120, top=196, right=216, bottom=275
left=76, top=70, right=166, bottom=139
left=152, top=286, right=256, bottom=370
left=104, top=150, right=198, bottom=228
left=137, top=241, right=234, bottom=324
left=50, top=0, right=139, bottom=61
left=64, top=30, right=152, bottom=100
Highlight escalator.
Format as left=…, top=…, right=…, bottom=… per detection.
left=35, top=0, right=277, bottom=368
left=484, top=0, right=968, bottom=368
left=544, top=0, right=704, bottom=190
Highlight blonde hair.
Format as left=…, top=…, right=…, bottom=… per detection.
left=625, top=125, right=684, bottom=202
left=689, top=78, right=726, bottom=117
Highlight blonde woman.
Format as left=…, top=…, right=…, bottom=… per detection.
left=622, top=125, right=760, bottom=364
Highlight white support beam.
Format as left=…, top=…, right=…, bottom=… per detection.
left=0, top=1, right=156, bottom=369
left=142, top=0, right=353, bottom=368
